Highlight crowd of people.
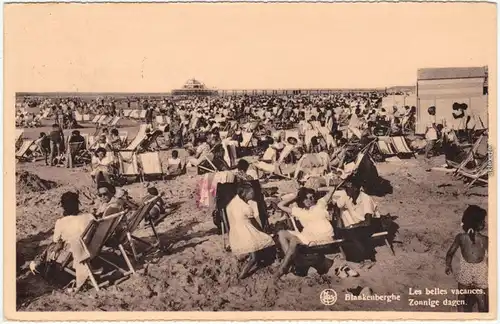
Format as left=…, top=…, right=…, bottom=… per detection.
left=21, top=91, right=488, bottom=311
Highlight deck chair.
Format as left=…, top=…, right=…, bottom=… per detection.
left=74, top=111, right=84, bottom=122
left=278, top=190, right=346, bottom=274
left=123, top=125, right=148, bottom=151
left=99, top=116, right=112, bottom=126
left=119, top=131, right=128, bottom=146
left=97, top=115, right=108, bottom=124
left=452, top=133, right=488, bottom=176
left=130, top=110, right=140, bottom=119
left=60, top=211, right=135, bottom=292
left=458, top=160, right=489, bottom=191
left=123, top=109, right=132, bottom=117
left=139, top=110, right=147, bottom=119
left=109, top=116, right=121, bottom=127
left=221, top=139, right=238, bottom=168
left=139, top=130, right=163, bottom=152
left=138, top=151, right=164, bottom=180
left=254, top=144, right=295, bottom=179
left=118, top=152, right=141, bottom=181
left=66, top=141, right=90, bottom=168
left=390, top=136, right=416, bottom=158
left=83, top=114, right=91, bottom=122
left=16, top=140, right=35, bottom=161
left=375, top=137, right=397, bottom=156
left=116, top=195, right=165, bottom=261
left=15, top=128, right=24, bottom=149
left=294, top=152, right=330, bottom=181
left=91, top=115, right=101, bottom=124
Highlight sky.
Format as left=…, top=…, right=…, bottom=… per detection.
left=4, top=3, right=496, bottom=92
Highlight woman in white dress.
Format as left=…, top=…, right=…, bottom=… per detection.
left=276, top=187, right=336, bottom=279
left=226, top=183, right=275, bottom=279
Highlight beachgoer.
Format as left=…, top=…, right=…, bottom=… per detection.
left=29, top=192, right=99, bottom=291
left=226, top=183, right=275, bottom=279
left=276, top=186, right=336, bottom=278
left=446, top=205, right=489, bottom=312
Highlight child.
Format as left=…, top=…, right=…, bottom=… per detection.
left=445, top=205, right=488, bottom=312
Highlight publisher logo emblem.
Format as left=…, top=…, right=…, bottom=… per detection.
left=320, top=289, right=338, bottom=306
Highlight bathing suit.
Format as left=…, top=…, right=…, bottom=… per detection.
left=455, top=252, right=488, bottom=289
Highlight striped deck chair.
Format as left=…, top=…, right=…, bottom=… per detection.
left=116, top=195, right=165, bottom=261
left=155, top=115, right=165, bottom=125
left=139, top=151, right=164, bottom=180
left=109, top=116, right=121, bottom=127
left=123, top=109, right=132, bottom=117
left=99, top=116, right=112, bottom=126
left=221, top=139, right=238, bottom=168
left=96, top=115, right=107, bottom=124
left=16, top=140, right=35, bottom=161
left=390, top=136, right=416, bottom=158
left=91, top=115, right=101, bottom=124
left=61, top=211, right=135, bottom=292
left=376, top=137, right=397, bottom=156
left=139, top=110, right=147, bottom=119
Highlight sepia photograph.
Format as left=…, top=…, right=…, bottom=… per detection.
left=4, top=2, right=497, bottom=321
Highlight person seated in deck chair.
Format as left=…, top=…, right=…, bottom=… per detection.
left=91, top=147, right=115, bottom=185
left=108, top=128, right=123, bottom=150
left=333, top=180, right=380, bottom=269
left=142, top=187, right=167, bottom=223
left=166, top=150, right=185, bottom=177
left=275, top=186, right=336, bottom=279
left=234, top=159, right=257, bottom=182
left=29, top=191, right=101, bottom=292
left=187, top=135, right=212, bottom=167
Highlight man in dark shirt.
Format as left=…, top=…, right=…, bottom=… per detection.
left=49, top=124, right=64, bottom=166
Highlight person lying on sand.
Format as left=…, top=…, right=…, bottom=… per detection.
left=29, top=191, right=101, bottom=292
left=275, top=186, right=336, bottom=279
left=226, top=183, right=275, bottom=279
left=446, top=205, right=489, bottom=312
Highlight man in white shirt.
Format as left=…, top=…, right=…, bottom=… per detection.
left=425, top=107, right=438, bottom=159
left=333, top=181, right=379, bottom=268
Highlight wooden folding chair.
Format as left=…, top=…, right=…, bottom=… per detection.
left=61, top=211, right=135, bottom=292
left=390, top=136, right=416, bottom=158
left=109, top=116, right=121, bottom=127
left=138, top=151, right=164, bottom=180
left=118, top=151, right=141, bottom=181
left=123, top=109, right=132, bottom=117
left=116, top=196, right=165, bottom=261
left=16, top=140, right=35, bottom=161
left=91, top=115, right=101, bottom=124
left=139, top=110, right=147, bottom=119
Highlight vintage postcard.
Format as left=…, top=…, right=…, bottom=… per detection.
left=4, top=2, right=497, bottom=321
